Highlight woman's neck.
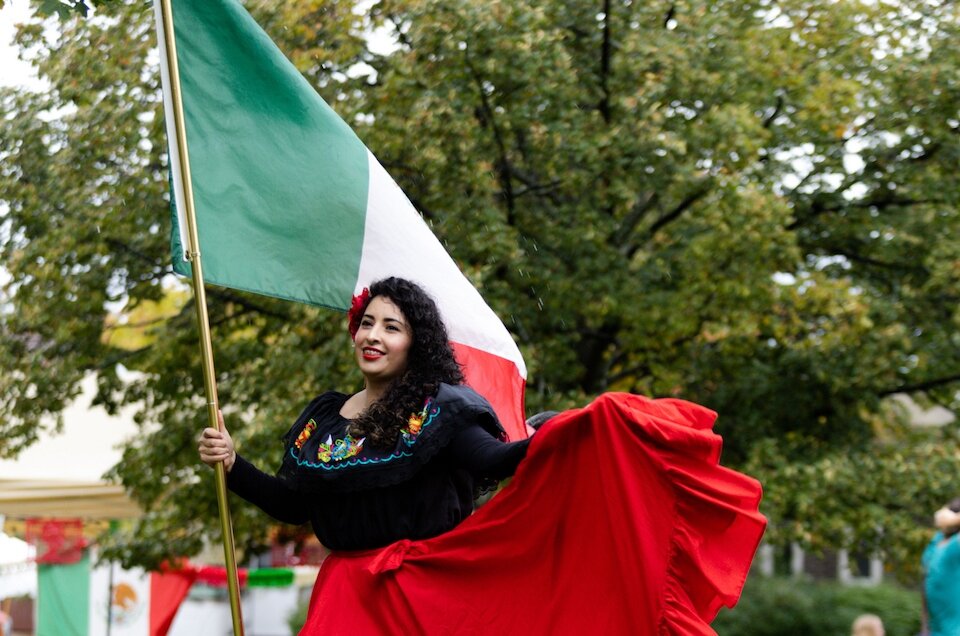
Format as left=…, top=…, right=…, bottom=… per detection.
left=342, top=384, right=387, bottom=420
left=363, top=381, right=388, bottom=406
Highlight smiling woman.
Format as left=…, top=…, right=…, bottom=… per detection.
left=343, top=278, right=465, bottom=450
left=197, top=276, right=766, bottom=635
left=350, top=296, right=413, bottom=401
left=197, top=276, right=537, bottom=629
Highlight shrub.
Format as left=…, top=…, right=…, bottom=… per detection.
left=287, top=593, right=308, bottom=635
left=712, top=576, right=921, bottom=636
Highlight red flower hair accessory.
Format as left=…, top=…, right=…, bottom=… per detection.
left=348, top=287, right=370, bottom=337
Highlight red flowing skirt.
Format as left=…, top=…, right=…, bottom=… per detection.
left=301, top=393, right=766, bottom=635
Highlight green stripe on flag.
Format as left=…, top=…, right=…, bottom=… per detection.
left=37, top=553, right=90, bottom=636
left=168, top=0, right=369, bottom=309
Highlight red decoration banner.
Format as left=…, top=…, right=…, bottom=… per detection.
left=24, top=518, right=86, bottom=564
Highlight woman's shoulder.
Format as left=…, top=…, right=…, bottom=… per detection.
left=433, top=383, right=505, bottom=439
left=308, top=390, right=351, bottom=406
left=325, top=390, right=354, bottom=408
left=434, top=383, right=495, bottom=413
left=283, top=392, right=350, bottom=440
left=298, top=391, right=351, bottom=421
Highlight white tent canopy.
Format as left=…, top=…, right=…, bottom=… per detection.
left=0, top=479, right=140, bottom=520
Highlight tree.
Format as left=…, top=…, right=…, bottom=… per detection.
left=1, top=0, right=958, bottom=572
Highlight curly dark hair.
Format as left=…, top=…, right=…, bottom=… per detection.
left=347, top=277, right=463, bottom=448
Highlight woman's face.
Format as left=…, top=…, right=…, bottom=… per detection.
left=353, top=295, right=413, bottom=386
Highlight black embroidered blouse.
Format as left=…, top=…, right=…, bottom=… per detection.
left=226, top=383, right=531, bottom=551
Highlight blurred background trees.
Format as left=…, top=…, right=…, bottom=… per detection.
left=1, top=0, right=958, bottom=574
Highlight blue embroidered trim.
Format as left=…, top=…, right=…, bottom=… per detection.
left=289, top=403, right=442, bottom=471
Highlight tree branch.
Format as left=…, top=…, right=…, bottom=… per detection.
left=787, top=188, right=941, bottom=231
left=633, top=180, right=712, bottom=253
left=509, top=166, right=563, bottom=203
left=385, top=14, right=414, bottom=50
left=464, top=53, right=516, bottom=225
left=663, top=4, right=676, bottom=29
left=103, top=315, right=173, bottom=331
left=513, top=181, right=561, bottom=199
left=204, top=287, right=292, bottom=322
left=576, top=317, right=621, bottom=393
left=104, top=237, right=291, bottom=321
left=825, top=246, right=929, bottom=275
left=103, top=236, right=168, bottom=272
left=610, top=190, right=659, bottom=252
left=763, top=94, right=783, bottom=129
left=819, top=196, right=942, bottom=216
left=879, top=373, right=960, bottom=397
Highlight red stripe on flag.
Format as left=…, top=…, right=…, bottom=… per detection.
left=149, top=569, right=197, bottom=636
left=451, top=342, right=528, bottom=441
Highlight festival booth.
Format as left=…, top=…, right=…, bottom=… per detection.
left=0, top=479, right=160, bottom=634
left=0, top=513, right=308, bottom=636
left=0, top=374, right=147, bottom=634
left=0, top=377, right=313, bottom=635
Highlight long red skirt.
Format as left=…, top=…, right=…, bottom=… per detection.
left=301, top=393, right=766, bottom=635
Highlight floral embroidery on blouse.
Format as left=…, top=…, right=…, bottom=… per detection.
left=287, top=400, right=443, bottom=471
left=294, top=419, right=317, bottom=449
left=401, top=398, right=439, bottom=446
left=318, top=433, right=365, bottom=463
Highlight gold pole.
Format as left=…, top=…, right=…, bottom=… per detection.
left=157, top=0, right=245, bottom=633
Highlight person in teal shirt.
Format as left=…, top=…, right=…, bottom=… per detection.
left=922, top=497, right=960, bottom=636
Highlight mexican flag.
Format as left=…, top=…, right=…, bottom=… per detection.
left=36, top=555, right=294, bottom=635
left=153, top=0, right=527, bottom=438
left=36, top=552, right=195, bottom=636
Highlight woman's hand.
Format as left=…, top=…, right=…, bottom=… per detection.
left=198, top=410, right=236, bottom=473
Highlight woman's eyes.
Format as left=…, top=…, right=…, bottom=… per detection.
left=359, top=320, right=401, bottom=332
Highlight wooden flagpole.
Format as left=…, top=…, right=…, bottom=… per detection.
left=156, top=0, right=245, bottom=632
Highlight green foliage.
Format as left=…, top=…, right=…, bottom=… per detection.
left=1, top=0, right=959, bottom=569
left=747, top=422, right=960, bottom=578
left=288, top=594, right=308, bottom=635
left=712, top=576, right=921, bottom=636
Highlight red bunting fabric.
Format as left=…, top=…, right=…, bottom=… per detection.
left=24, top=518, right=87, bottom=564
left=300, top=392, right=766, bottom=635
left=164, top=562, right=294, bottom=589
left=195, top=564, right=249, bottom=588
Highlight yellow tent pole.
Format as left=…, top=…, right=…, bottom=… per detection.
left=156, top=0, right=245, bottom=632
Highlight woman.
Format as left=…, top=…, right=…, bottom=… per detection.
left=921, top=498, right=960, bottom=636
left=200, top=277, right=766, bottom=635
left=200, top=277, right=529, bottom=552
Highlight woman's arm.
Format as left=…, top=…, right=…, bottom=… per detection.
left=198, top=412, right=309, bottom=526
left=447, top=422, right=532, bottom=480
left=226, top=455, right=310, bottom=526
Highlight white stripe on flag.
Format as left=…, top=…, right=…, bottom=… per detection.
left=153, top=0, right=191, bottom=261
left=356, top=151, right=527, bottom=377
left=89, top=560, right=151, bottom=636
